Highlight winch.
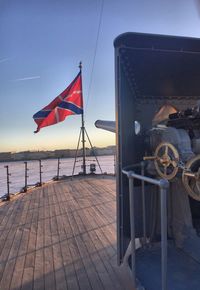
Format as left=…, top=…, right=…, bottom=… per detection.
left=144, top=105, right=200, bottom=200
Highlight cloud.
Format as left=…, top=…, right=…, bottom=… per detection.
left=13, top=76, right=41, bottom=82
left=0, top=57, right=11, bottom=63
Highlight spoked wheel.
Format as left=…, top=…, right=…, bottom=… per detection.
left=182, top=155, right=200, bottom=201
left=154, top=142, right=180, bottom=180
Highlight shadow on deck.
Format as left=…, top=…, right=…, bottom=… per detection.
left=0, top=176, right=133, bottom=290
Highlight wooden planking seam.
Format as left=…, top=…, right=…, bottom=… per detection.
left=67, top=202, right=99, bottom=290
left=20, top=191, right=39, bottom=290
left=59, top=188, right=83, bottom=290
left=0, top=193, right=33, bottom=276
left=43, top=184, right=56, bottom=290
left=88, top=229, right=123, bottom=290
left=0, top=194, right=115, bottom=234
left=85, top=178, right=116, bottom=199
left=56, top=183, right=79, bottom=289
left=52, top=189, right=70, bottom=290
left=0, top=177, right=129, bottom=290
left=80, top=230, right=116, bottom=290
left=64, top=180, right=110, bottom=284
left=0, top=228, right=23, bottom=290
left=75, top=204, right=119, bottom=290
left=1, top=188, right=36, bottom=290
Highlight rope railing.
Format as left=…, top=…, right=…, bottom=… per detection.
left=0, top=155, right=115, bottom=200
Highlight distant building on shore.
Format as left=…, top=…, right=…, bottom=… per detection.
left=0, top=146, right=116, bottom=162
left=0, top=152, right=12, bottom=162
left=92, top=145, right=116, bottom=156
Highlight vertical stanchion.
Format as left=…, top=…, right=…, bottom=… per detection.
left=39, top=160, right=42, bottom=186
left=114, top=154, right=116, bottom=176
left=57, top=158, right=60, bottom=180
left=141, top=161, right=147, bottom=245
left=128, top=175, right=136, bottom=288
left=24, top=161, right=28, bottom=192
left=160, top=184, right=168, bottom=290
left=4, top=165, right=11, bottom=201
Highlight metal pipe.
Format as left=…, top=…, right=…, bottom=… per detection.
left=4, top=166, right=11, bottom=201
left=123, top=169, right=169, bottom=290
left=122, top=169, right=168, bottom=188
left=129, top=177, right=136, bottom=288
left=160, top=186, right=168, bottom=290
left=141, top=162, right=147, bottom=245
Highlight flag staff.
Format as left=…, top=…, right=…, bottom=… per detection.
left=79, top=62, right=86, bottom=175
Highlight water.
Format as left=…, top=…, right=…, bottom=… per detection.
left=0, top=155, right=115, bottom=198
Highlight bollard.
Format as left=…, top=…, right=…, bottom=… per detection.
left=4, top=166, right=11, bottom=201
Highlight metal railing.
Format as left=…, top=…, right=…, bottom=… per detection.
left=122, top=163, right=169, bottom=290
left=1, top=155, right=115, bottom=200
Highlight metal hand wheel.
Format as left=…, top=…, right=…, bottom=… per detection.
left=182, top=155, right=200, bottom=201
left=144, top=142, right=180, bottom=180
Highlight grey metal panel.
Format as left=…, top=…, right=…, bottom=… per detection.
left=114, top=32, right=200, bottom=264
left=114, top=32, right=200, bottom=54
left=115, top=47, right=153, bottom=263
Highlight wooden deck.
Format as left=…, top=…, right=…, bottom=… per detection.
left=0, top=176, right=133, bottom=290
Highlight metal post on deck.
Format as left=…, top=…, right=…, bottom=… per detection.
left=4, top=165, right=11, bottom=201
left=24, top=161, right=28, bottom=192
left=57, top=158, right=60, bottom=180
left=39, top=160, right=43, bottom=186
left=114, top=154, right=116, bottom=176
left=128, top=175, right=136, bottom=288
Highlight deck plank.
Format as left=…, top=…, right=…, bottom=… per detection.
left=0, top=176, right=133, bottom=290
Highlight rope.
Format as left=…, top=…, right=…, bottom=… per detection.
left=85, top=0, right=104, bottom=115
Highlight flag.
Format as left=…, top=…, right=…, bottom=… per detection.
left=33, top=72, right=83, bottom=133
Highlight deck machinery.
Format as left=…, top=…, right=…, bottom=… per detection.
left=96, top=32, right=200, bottom=289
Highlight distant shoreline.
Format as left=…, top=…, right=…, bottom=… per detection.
left=0, top=145, right=116, bottom=163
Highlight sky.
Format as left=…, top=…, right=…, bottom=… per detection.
left=1, top=0, right=200, bottom=152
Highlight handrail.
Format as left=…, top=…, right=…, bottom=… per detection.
left=122, top=166, right=169, bottom=290
left=1, top=156, right=115, bottom=200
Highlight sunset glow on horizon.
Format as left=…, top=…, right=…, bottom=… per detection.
left=1, top=0, right=200, bottom=152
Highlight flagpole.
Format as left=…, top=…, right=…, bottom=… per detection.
left=79, top=62, right=86, bottom=175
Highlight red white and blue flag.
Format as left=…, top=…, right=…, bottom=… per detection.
left=33, top=72, right=83, bottom=133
